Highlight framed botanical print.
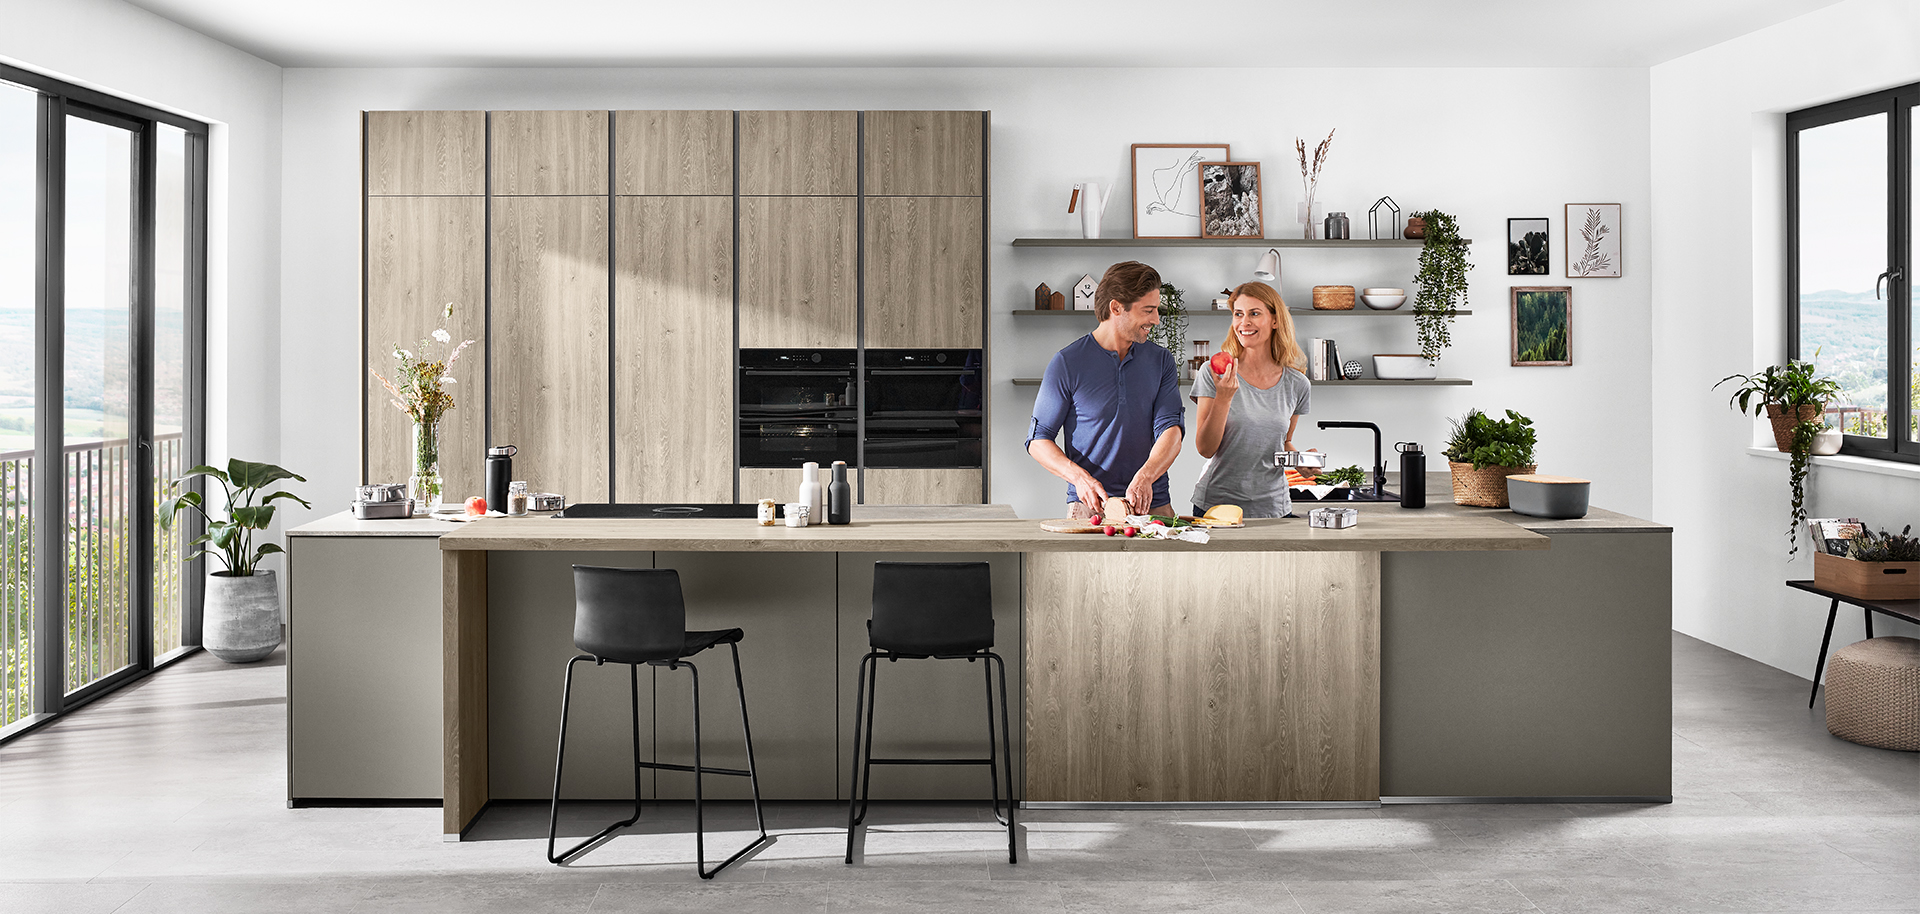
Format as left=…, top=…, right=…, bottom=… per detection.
left=1132, top=143, right=1230, bottom=238
left=1565, top=204, right=1621, bottom=277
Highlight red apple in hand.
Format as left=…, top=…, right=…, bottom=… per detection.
left=465, top=496, right=487, bottom=516
left=1210, top=351, right=1233, bottom=375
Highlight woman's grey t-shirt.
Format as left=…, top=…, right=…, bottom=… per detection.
left=1189, top=365, right=1311, bottom=518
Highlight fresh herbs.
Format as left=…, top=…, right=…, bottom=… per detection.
left=1847, top=525, right=1920, bottom=563
left=1714, top=359, right=1842, bottom=416
left=1442, top=409, right=1537, bottom=470
left=1318, top=465, right=1367, bottom=488
left=1411, top=209, right=1470, bottom=363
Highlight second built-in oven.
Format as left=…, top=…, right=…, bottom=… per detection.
left=738, top=349, right=858, bottom=468
left=863, top=349, right=982, bottom=468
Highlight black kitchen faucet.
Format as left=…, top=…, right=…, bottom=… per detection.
left=1317, top=421, right=1393, bottom=501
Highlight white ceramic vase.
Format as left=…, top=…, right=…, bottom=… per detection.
left=204, top=570, right=281, bottom=663
left=1812, top=428, right=1844, bottom=456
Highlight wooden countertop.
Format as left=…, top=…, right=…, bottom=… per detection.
left=434, top=511, right=1549, bottom=553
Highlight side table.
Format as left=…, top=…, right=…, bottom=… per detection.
left=1786, top=580, right=1920, bottom=707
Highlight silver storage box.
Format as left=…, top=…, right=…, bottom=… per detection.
left=1308, top=507, right=1358, bottom=529
left=528, top=492, right=565, bottom=512
left=352, top=499, right=414, bottom=520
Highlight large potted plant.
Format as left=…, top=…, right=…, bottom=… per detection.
left=1716, top=359, right=1841, bottom=556
left=160, top=459, right=309, bottom=662
left=1443, top=408, right=1537, bottom=508
left=1410, top=209, right=1471, bottom=366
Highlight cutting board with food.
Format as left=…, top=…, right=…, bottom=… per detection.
left=1039, top=501, right=1244, bottom=535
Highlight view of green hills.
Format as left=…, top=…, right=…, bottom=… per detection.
left=0, top=307, right=185, bottom=455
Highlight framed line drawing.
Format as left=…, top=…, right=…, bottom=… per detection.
left=1508, top=217, right=1549, bottom=275
left=1566, top=203, right=1621, bottom=277
left=1511, top=286, right=1572, bottom=366
left=1132, top=143, right=1230, bottom=238
left=1199, top=162, right=1264, bottom=239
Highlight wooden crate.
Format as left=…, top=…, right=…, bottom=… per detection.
left=1814, top=552, right=1920, bottom=601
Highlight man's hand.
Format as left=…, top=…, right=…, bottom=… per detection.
left=1077, top=476, right=1108, bottom=517
left=1126, top=473, right=1155, bottom=515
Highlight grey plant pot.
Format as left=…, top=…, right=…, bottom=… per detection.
left=204, top=570, right=281, bottom=663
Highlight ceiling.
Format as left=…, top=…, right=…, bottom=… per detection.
left=123, top=0, right=1848, bottom=69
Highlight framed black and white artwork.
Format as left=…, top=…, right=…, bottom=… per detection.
left=1131, top=143, right=1230, bottom=238
left=1508, top=217, right=1549, bottom=275
left=1199, top=162, right=1263, bottom=239
left=1565, top=203, right=1621, bottom=277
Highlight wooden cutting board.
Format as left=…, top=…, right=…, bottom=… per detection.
left=1039, top=518, right=1103, bottom=534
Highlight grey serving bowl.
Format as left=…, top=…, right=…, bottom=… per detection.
left=1505, top=474, right=1590, bottom=519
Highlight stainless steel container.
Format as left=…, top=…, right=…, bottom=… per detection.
left=351, top=499, right=413, bottom=520
left=1308, top=506, right=1358, bottom=529
left=528, top=492, right=566, bottom=513
left=1274, top=450, right=1330, bottom=468
left=356, top=483, right=408, bottom=504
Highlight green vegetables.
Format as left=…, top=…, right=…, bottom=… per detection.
left=1443, top=409, right=1537, bottom=470
left=1317, top=465, right=1367, bottom=488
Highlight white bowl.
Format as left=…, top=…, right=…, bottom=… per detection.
left=1373, top=354, right=1439, bottom=380
left=1361, top=290, right=1406, bottom=310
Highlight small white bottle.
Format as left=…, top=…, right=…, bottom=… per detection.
left=799, top=462, right=824, bottom=523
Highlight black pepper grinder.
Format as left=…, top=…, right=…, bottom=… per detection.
left=827, top=460, right=852, bottom=525
left=485, top=445, right=516, bottom=513
left=1396, top=442, right=1425, bottom=509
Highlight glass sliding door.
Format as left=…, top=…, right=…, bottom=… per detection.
left=62, top=111, right=140, bottom=695
left=153, top=125, right=187, bottom=660
left=0, top=82, right=35, bottom=729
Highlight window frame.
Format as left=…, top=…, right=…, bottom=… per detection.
left=0, top=63, right=208, bottom=743
left=1787, top=83, right=1918, bottom=463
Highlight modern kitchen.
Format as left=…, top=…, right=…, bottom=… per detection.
left=2, top=2, right=1917, bottom=911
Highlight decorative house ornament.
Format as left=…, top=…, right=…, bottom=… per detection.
left=1565, top=204, right=1621, bottom=277
left=1034, top=282, right=1054, bottom=310
left=1368, top=196, right=1401, bottom=240
left=1072, top=274, right=1098, bottom=311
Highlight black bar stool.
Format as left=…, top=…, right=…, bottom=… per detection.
left=548, top=565, right=768, bottom=879
left=845, top=561, right=1015, bottom=864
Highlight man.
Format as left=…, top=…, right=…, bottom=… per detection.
left=1026, top=261, right=1185, bottom=518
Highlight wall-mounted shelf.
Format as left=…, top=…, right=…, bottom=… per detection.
left=1010, top=377, right=1470, bottom=388
left=1009, top=308, right=1473, bottom=317
left=1011, top=237, right=1470, bottom=248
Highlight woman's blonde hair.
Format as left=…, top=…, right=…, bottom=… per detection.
left=1222, top=281, right=1307, bottom=372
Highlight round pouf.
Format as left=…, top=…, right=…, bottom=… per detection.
left=204, top=570, right=282, bottom=663
left=1825, top=636, right=1920, bottom=751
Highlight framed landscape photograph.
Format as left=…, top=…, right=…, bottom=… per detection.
left=1566, top=203, right=1621, bottom=277
left=1132, top=143, right=1230, bottom=238
left=1199, top=162, right=1263, bottom=239
left=1511, top=286, right=1572, bottom=366
left=1508, top=217, right=1548, bottom=275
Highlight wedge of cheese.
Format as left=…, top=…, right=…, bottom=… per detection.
left=1196, top=504, right=1243, bottom=526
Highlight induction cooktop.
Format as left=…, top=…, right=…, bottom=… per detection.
left=557, top=503, right=774, bottom=519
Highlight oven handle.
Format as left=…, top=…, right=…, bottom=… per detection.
left=742, top=368, right=856, bottom=377
left=866, top=369, right=978, bottom=376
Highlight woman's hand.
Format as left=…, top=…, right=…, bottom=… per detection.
left=1214, top=357, right=1239, bottom=399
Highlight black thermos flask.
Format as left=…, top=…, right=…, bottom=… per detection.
left=827, top=460, right=852, bottom=525
left=1397, top=442, right=1426, bottom=509
left=485, top=445, right=516, bottom=512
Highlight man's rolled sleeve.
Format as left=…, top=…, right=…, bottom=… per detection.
left=1027, top=351, right=1072, bottom=448
left=1150, top=353, right=1185, bottom=440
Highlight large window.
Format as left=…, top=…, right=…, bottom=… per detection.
left=0, top=67, right=206, bottom=739
left=1789, top=84, right=1918, bottom=462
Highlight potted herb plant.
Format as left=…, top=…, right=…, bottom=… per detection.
left=1443, top=408, right=1537, bottom=508
left=1716, top=359, right=1842, bottom=556
left=1410, top=209, right=1471, bottom=366
left=160, top=459, right=309, bottom=662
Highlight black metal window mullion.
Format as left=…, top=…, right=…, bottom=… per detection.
left=33, top=91, right=68, bottom=719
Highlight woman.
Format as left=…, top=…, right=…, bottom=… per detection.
left=1190, top=281, right=1313, bottom=518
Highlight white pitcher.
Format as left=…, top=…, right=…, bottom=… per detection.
left=1070, top=181, right=1115, bottom=239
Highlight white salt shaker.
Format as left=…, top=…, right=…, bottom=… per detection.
left=798, top=462, right=824, bottom=521
left=784, top=503, right=810, bottom=527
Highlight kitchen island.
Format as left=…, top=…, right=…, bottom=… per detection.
left=285, top=499, right=1670, bottom=838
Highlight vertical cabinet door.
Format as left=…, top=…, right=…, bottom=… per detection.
left=490, top=196, right=611, bottom=503
left=862, top=468, right=983, bottom=505
left=364, top=111, right=486, bottom=196
left=364, top=196, right=486, bottom=496
left=864, top=196, right=983, bottom=349
left=614, top=197, right=733, bottom=502
left=613, top=110, right=732, bottom=195
left=490, top=110, right=609, bottom=196
left=863, top=111, right=984, bottom=197
left=738, top=196, right=857, bottom=348
left=737, top=110, right=857, bottom=195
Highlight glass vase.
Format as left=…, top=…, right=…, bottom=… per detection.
left=409, top=419, right=443, bottom=514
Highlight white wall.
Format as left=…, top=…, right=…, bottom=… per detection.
left=282, top=66, right=1652, bottom=528
left=1651, top=0, right=1920, bottom=679
left=0, top=0, right=284, bottom=471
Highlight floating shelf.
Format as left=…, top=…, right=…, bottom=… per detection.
left=1010, top=377, right=1471, bottom=387
left=1011, top=237, right=1469, bottom=248
left=1009, top=308, right=1472, bottom=317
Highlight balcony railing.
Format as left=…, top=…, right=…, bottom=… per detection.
left=1, top=432, right=185, bottom=728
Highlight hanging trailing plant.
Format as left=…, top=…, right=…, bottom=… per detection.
left=1147, top=281, right=1188, bottom=356
left=1786, top=419, right=1819, bottom=558
left=1410, top=209, right=1470, bottom=363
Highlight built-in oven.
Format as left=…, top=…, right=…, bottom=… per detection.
left=863, top=349, right=983, bottom=469
left=738, top=349, right=859, bottom=468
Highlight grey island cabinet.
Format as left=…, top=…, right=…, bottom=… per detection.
left=285, top=502, right=1670, bottom=839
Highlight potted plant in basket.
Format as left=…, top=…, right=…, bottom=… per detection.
left=1409, top=209, right=1471, bottom=366
left=160, top=459, right=309, bottom=662
left=1816, top=526, right=1920, bottom=600
left=1443, top=408, right=1537, bottom=508
left=1715, top=358, right=1842, bottom=556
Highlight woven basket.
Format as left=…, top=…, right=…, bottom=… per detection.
left=1311, top=285, right=1355, bottom=310
left=1765, top=403, right=1821, bottom=451
left=1825, top=636, right=1920, bottom=751
left=1448, top=462, right=1537, bottom=508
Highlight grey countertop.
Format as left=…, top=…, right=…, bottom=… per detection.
left=289, top=503, right=1019, bottom=537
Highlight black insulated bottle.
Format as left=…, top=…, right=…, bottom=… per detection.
left=1397, top=442, right=1425, bottom=509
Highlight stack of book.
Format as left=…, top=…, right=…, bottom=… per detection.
left=1808, top=517, right=1864, bottom=556
left=1308, top=338, right=1344, bottom=381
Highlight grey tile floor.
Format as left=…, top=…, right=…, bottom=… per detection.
left=0, top=633, right=1914, bottom=913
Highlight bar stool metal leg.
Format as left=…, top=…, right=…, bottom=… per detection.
left=992, top=651, right=1016, bottom=864
left=670, top=654, right=771, bottom=881
left=547, top=657, right=643, bottom=865
left=844, top=652, right=879, bottom=863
